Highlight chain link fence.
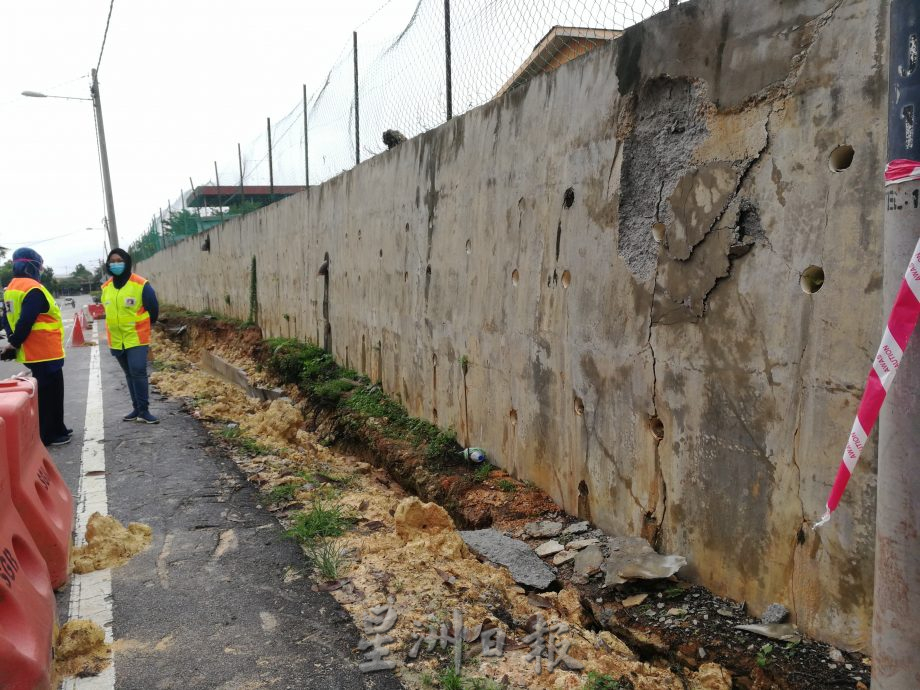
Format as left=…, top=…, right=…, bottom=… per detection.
left=132, top=0, right=683, bottom=262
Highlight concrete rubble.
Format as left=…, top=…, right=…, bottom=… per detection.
left=604, top=536, right=687, bottom=586
left=523, top=520, right=563, bottom=538
left=459, top=529, right=556, bottom=590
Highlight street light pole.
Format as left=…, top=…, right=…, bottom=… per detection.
left=90, top=69, right=118, bottom=250
left=23, top=71, right=119, bottom=251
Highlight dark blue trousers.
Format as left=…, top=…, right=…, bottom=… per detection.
left=111, top=345, right=150, bottom=414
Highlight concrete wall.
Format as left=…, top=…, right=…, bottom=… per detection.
left=140, top=0, right=888, bottom=649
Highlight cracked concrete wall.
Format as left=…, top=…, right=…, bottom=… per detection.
left=140, top=0, right=887, bottom=650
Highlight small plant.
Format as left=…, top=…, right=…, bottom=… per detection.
left=267, top=482, right=300, bottom=503
left=473, top=462, right=493, bottom=482
left=286, top=500, right=352, bottom=543
left=219, top=425, right=243, bottom=440
left=459, top=355, right=469, bottom=375
left=582, top=672, right=632, bottom=690
left=283, top=313, right=290, bottom=321
left=438, top=668, right=463, bottom=690
left=224, top=294, right=231, bottom=306
left=496, top=479, right=516, bottom=492
left=306, top=538, right=348, bottom=580
left=756, top=643, right=774, bottom=668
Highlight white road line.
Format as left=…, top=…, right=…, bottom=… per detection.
left=63, top=323, right=115, bottom=690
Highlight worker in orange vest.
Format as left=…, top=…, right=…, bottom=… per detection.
left=1, top=248, right=72, bottom=446
left=101, top=248, right=159, bottom=424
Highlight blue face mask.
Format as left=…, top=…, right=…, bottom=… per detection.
left=109, top=262, right=126, bottom=276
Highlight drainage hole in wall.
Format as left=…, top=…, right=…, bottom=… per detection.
left=578, top=480, right=588, bottom=497
left=574, top=396, right=585, bottom=416
left=563, top=187, right=575, bottom=208
left=829, top=145, right=854, bottom=172
left=405, top=222, right=410, bottom=232
left=800, top=266, right=825, bottom=294
left=432, top=353, right=438, bottom=366
left=648, top=415, right=664, bottom=440
left=652, top=222, right=666, bottom=242
left=465, top=239, right=472, bottom=254
left=432, top=408, right=438, bottom=424
left=379, top=249, right=383, bottom=258
left=561, top=270, right=571, bottom=288
left=509, top=408, right=518, bottom=425
left=426, top=265, right=432, bottom=276
left=512, top=269, right=519, bottom=286
left=404, top=271, right=408, bottom=283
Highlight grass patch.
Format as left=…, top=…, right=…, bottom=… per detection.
left=472, top=462, right=493, bottom=482
left=305, top=538, right=349, bottom=581
left=286, top=500, right=352, bottom=543
left=217, top=425, right=273, bottom=455
left=496, top=479, right=516, bottom=493
left=582, top=673, right=634, bottom=690
left=267, top=482, right=300, bottom=503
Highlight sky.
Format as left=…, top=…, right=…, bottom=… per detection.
left=0, top=0, right=420, bottom=275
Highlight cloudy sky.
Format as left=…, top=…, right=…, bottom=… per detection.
left=0, top=0, right=420, bottom=275
left=1, top=0, right=671, bottom=277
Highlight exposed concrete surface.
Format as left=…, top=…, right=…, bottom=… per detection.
left=459, top=529, right=556, bottom=590
left=140, top=0, right=887, bottom=649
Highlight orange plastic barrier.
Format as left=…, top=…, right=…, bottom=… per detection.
left=0, top=377, right=74, bottom=589
left=87, top=303, right=105, bottom=320
left=0, top=416, right=55, bottom=690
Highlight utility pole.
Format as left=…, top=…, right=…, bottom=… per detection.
left=874, top=2, right=920, bottom=687
left=353, top=31, right=360, bottom=165
left=444, top=0, right=453, bottom=120
left=91, top=68, right=118, bottom=250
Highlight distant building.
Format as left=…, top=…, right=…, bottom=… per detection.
left=496, top=26, right=621, bottom=98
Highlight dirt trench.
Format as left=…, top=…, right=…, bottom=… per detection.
left=149, top=311, right=871, bottom=690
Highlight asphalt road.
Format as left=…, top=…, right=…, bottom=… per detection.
left=6, top=295, right=402, bottom=690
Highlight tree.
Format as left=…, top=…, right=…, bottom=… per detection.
left=72, top=263, right=92, bottom=281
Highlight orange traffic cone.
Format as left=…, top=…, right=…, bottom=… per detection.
left=70, top=312, right=86, bottom=347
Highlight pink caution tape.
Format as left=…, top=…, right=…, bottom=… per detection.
left=815, top=234, right=920, bottom=527
left=885, top=159, right=920, bottom=186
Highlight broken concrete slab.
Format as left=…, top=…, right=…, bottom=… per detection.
left=566, top=538, right=600, bottom=551
left=574, top=545, right=605, bottom=577
left=534, top=540, right=565, bottom=557
left=562, top=521, right=590, bottom=535
left=199, top=350, right=286, bottom=401
left=553, top=551, right=577, bottom=566
left=524, top=521, right=563, bottom=538
left=460, top=529, right=556, bottom=590
left=603, top=536, right=687, bottom=587
left=735, top=623, right=802, bottom=644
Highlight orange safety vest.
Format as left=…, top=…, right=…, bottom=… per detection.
left=101, top=274, right=151, bottom=349
left=3, top=277, right=65, bottom=363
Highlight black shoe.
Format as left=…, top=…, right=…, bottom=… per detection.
left=64, top=427, right=74, bottom=437
left=47, top=435, right=72, bottom=446
left=123, top=410, right=139, bottom=422
left=137, top=411, right=159, bottom=424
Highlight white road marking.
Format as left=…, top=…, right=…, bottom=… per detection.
left=63, top=323, right=115, bottom=690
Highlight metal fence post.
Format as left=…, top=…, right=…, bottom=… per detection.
left=353, top=31, right=360, bottom=165
left=303, top=84, right=310, bottom=188
left=214, top=161, right=224, bottom=224
left=874, top=2, right=920, bottom=687
left=445, top=0, right=453, bottom=120
left=267, top=117, right=275, bottom=202
left=238, top=143, right=245, bottom=205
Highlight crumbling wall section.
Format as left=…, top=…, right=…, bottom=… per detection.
left=140, top=0, right=887, bottom=649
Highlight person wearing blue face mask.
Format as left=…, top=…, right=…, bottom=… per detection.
left=100, top=248, right=160, bottom=423
left=1, top=247, right=72, bottom=445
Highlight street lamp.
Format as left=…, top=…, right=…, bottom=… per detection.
left=22, top=69, right=119, bottom=250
